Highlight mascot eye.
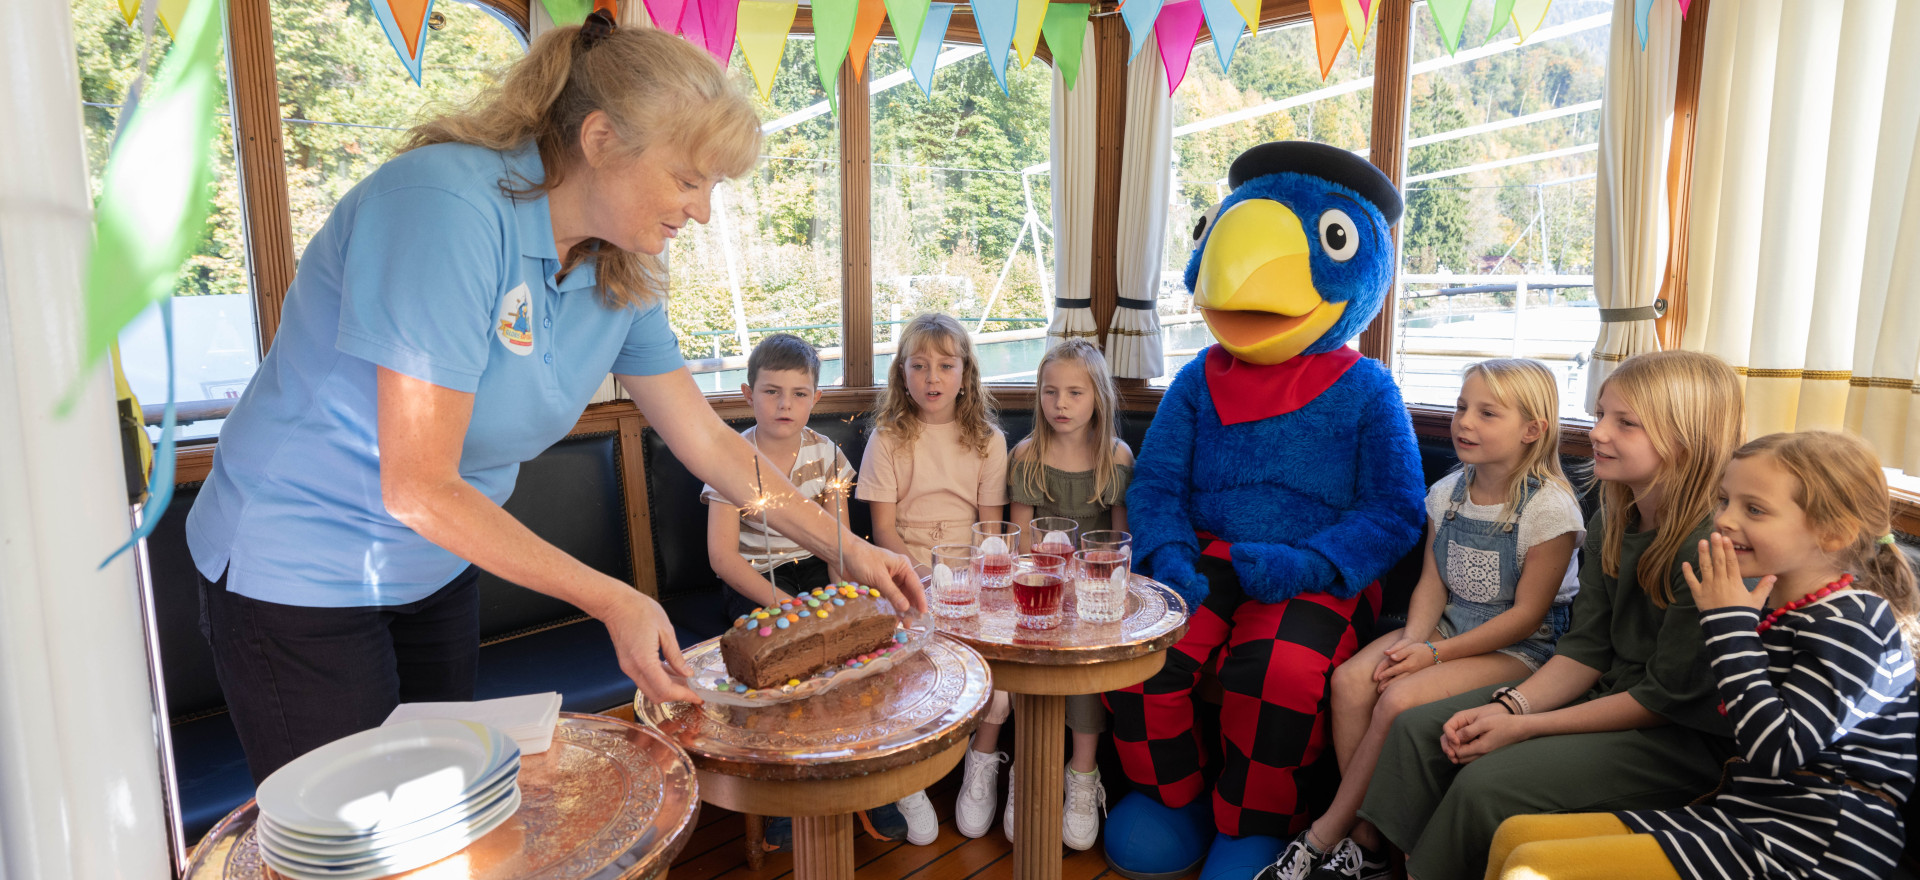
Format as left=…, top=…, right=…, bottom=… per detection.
left=1191, top=203, right=1221, bottom=248
left=1318, top=209, right=1360, bottom=262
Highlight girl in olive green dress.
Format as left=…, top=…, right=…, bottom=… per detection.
left=954, top=340, right=1134, bottom=851
left=1346, top=351, right=1746, bottom=880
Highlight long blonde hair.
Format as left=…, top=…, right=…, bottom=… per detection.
left=872, top=313, right=999, bottom=457
left=1596, top=350, right=1745, bottom=606
left=1732, top=432, right=1920, bottom=650
left=1015, top=340, right=1124, bottom=505
left=1456, top=359, right=1572, bottom=523
left=401, top=22, right=761, bottom=309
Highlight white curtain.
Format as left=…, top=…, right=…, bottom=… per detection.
left=1108, top=37, right=1170, bottom=379
left=1046, top=25, right=1100, bottom=350
left=1682, top=0, right=1920, bottom=473
left=1586, top=0, right=1681, bottom=412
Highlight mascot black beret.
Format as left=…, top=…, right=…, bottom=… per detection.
left=1226, top=141, right=1405, bottom=226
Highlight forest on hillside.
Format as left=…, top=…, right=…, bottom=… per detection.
left=72, top=0, right=1610, bottom=363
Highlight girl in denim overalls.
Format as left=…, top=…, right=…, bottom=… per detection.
left=1270, top=359, right=1587, bottom=880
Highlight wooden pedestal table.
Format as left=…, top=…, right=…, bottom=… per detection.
left=183, top=713, right=702, bottom=880
left=637, top=635, right=993, bottom=880
left=935, top=575, right=1190, bottom=880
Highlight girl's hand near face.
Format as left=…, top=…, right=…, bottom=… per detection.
left=1683, top=533, right=1774, bottom=613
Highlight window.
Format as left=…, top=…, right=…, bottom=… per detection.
left=868, top=38, right=1053, bottom=385
left=74, top=0, right=253, bottom=441
left=1156, top=18, right=1373, bottom=384
left=669, top=36, right=843, bottom=391
left=1391, top=0, right=1611, bottom=419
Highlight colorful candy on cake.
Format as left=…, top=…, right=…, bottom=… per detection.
left=716, top=583, right=907, bottom=692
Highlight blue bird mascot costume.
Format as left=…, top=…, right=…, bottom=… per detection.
left=1102, top=142, right=1426, bottom=880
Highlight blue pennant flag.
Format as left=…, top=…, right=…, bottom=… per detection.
left=1120, top=0, right=1165, bottom=60
left=1200, top=0, right=1245, bottom=71
left=974, top=0, right=1019, bottom=95
left=913, top=3, right=957, bottom=96
left=1634, top=0, right=1655, bottom=49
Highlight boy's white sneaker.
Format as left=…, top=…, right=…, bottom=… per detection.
left=954, top=750, right=1006, bottom=839
left=1061, top=767, right=1106, bottom=851
left=896, top=790, right=938, bottom=846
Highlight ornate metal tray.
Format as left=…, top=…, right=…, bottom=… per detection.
left=932, top=572, right=1190, bottom=665
left=183, top=713, right=699, bottom=880
left=635, top=635, right=992, bottom=781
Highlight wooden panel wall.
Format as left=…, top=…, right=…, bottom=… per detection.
left=227, top=0, right=297, bottom=353
left=838, top=58, right=876, bottom=387
left=1356, top=0, right=1412, bottom=367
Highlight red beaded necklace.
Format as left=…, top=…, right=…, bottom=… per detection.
left=1755, top=573, right=1853, bottom=634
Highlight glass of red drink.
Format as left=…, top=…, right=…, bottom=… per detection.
left=1028, top=516, right=1080, bottom=569
left=1081, top=530, right=1132, bottom=561
left=1012, top=571, right=1065, bottom=630
left=971, top=521, right=1019, bottom=590
left=1073, top=549, right=1128, bottom=623
left=930, top=544, right=980, bottom=618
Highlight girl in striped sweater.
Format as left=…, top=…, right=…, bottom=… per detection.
left=1488, top=431, right=1919, bottom=880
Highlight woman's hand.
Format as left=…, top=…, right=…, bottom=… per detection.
left=1374, top=639, right=1432, bottom=693
left=1441, top=703, right=1535, bottom=764
left=1683, top=533, right=1774, bottom=614
left=593, top=582, right=701, bottom=705
left=835, top=538, right=927, bottom=614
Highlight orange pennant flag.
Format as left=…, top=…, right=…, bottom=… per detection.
left=848, top=0, right=888, bottom=82
left=1306, top=0, right=1345, bottom=79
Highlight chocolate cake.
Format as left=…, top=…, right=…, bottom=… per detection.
left=720, top=584, right=901, bottom=690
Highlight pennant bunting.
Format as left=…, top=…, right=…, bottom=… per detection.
left=700, top=0, right=741, bottom=64
left=1678, top=0, right=1692, bottom=16
left=1013, top=0, right=1049, bottom=68
left=811, top=0, right=859, bottom=111
left=885, top=0, right=933, bottom=66
left=1355, top=0, right=1370, bottom=16
left=1229, top=0, right=1259, bottom=33
left=541, top=0, right=594, bottom=25
left=1633, top=0, right=1654, bottom=49
left=1426, top=0, right=1470, bottom=54
left=736, top=0, right=797, bottom=101
left=1199, top=0, right=1244, bottom=71
left=1484, top=0, right=1517, bottom=43
left=849, top=0, right=888, bottom=81
left=370, top=0, right=434, bottom=84
left=119, top=0, right=140, bottom=26
left=975, top=0, right=1019, bottom=94
left=1041, top=3, right=1090, bottom=88
left=1306, top=0, right=1344, bottom=79
left=911, top=2, right=956, bottom=96
left=678, top=0, right=707, bottom=55
left=1338, top=0, right=1377, bottom=50
left=1118, top=0, right=1164, bottom=61
left=1512, top=0, right=1552, bottom=41
left=644, top=0, right=688, bottom=34
left=1154, top=0, right=1204, bottom=93
left=154, top=0, right=191, bottom=36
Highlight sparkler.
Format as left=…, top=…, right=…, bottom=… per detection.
left=749, top=434, right=776, bottom=594
left=824, top=471, right=857, bottom=580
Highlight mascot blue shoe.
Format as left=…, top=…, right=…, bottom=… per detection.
left=1198, top=834, right=1285, bottom=880
left=1104, top=793, right=1214, bottom=880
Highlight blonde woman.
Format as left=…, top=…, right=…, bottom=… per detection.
left=185, top=12, right=921, bottom=784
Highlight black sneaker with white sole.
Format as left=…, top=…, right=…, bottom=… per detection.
left=1253, top=831, right=1324, bottom=880
left=1305, top=838, right=1390, bottom=880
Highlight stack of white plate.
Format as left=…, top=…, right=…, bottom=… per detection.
left=254, top=719, right=522, bottom=880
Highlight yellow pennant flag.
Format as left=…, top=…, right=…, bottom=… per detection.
left=737, top=0, right=798, bottom=101
left=118, top=0, right=140, bottom=25
left=1512, top=0, right=1552, bottom=41
left=1230, top=0, right=1260, bottom=34
left=155, top=0, right=192, bottom=37
left=1339, top=0, right=1378, bottom=50
left=1013, top=0, right=1049, bottom=68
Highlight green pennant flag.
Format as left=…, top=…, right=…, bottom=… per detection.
left=1484, top=0, right=1518, bottom=43
left=70, top=0, right=222, bottom=414
left=1041, top=3, right=1090, bottom=90
left=1426, top=0, right=1471, bottom=54
left=541, top=0, right=595, bottom=25
left=812, top=0, right=859, bottom=112
left=885, top=0, right=932, bottom=65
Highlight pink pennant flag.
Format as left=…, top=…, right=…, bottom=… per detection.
left=679, top=0, right=706, bottom=50
left=1677, top=0, right=1692, bottom=15
left=1154, top=0, right=1204, bottom=94
left=1356, top=0, right=1370, bottom=15
left=702, top=0, right=740, bottom=63
left=645, top=0, right=688, bottom=32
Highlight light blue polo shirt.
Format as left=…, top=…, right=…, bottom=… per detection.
left=186, top=141, right=683, bottom=607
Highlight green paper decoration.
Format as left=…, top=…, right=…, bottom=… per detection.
left=885, top=0, right=933, bottom=65
left=812, top=0, right=859, bottom=112
left=541, top=0, right=595, bottom=25
left=1041, top=4, right=1090, bottom=90
left=1426, top=0, right=1471, bottom=54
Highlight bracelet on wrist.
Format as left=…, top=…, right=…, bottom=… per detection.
left=1423, top=640, right=1442, bottom=665
left=1491, top=695, right=1517, bottom=714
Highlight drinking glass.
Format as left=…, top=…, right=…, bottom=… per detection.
left=1073, top=548, right=1128, bottom=623
left=930, top=544, right=980, bottom=618
left=1028, top=517, right=1080, bottom=564
left=1012, top=570, right=1066, bottom=630
left=1081, top=530, right=1132, bottom=561
left=971, top=521, right=1019, bottom=590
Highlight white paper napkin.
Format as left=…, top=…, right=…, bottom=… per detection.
left=383, top=692, right=562, bottom=755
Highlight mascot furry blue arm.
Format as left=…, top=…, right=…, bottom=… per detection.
left=1105, top=142, right=1426, bottom=880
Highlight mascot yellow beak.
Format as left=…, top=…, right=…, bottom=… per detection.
left=1194, top=200, right=1347, bottom=365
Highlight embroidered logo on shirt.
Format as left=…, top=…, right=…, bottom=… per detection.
left=496, top=283, right=534, bottom=354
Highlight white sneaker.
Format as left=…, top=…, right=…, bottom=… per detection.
left=954, top=750, right=1006, bottom=838
left=1001, top=774, right=1017, bottom=842
left=1061, top=768, right=1106, bottom=851
left=896, top=790, right=938, bottom=846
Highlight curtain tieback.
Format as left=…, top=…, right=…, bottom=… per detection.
left=1116, top=296, right=1154, bottom=309
left=1598, top=299, right=1667, bottom=323
left=1055, top=297, right=1093, bottom=309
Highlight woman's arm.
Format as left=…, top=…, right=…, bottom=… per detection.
left=706, top=501, right=788, bottom=608
left=378, top=368, right=698, bottom=703
left=1432, top=533, right=1576, bottom=660
left=618, top=369, right=922, bottom=611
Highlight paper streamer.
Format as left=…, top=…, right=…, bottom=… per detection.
left=1513, top=0, right=1552, bottom=41
left=1119, top=0, right=1165, bottom=60
left=737, top=0, right=797, bottom=100
left=1013, top=0, right=1048, bottom=67
left=541, top=0, right=594, bottom=25
left=1154, top=0, right=1204, bottom=93
left=1041, top=2, right=1090, bottom=87
left=911, top=2, right=956, bottom=95
left=118, top=0, right=140, bottom=25
left=1199, top=0, right=1245, bottom=71
left=1427, top=0, right=1470, bottom=54
left=644, top=0, right=688, bottom=34
left=1339, top=0, right=1377, bottom=50
left=849, top=0, right=887, bottom=81
left=1306, top=0, right=1344, bottom=79
left=1678, top=0, right=1692, bottom=15
left=1230, top=0, right=1259, bottom=33
left=1484, top=0, right=1517, bottom=43
left=975, top=0, right=1019, bottom=94
left=812, top=0, right=859, bottom=110
left=885, top=0, right=933, bottom=65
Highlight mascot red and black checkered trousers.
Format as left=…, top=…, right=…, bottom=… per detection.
left=1102, top=142, right=1425, bottom=880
